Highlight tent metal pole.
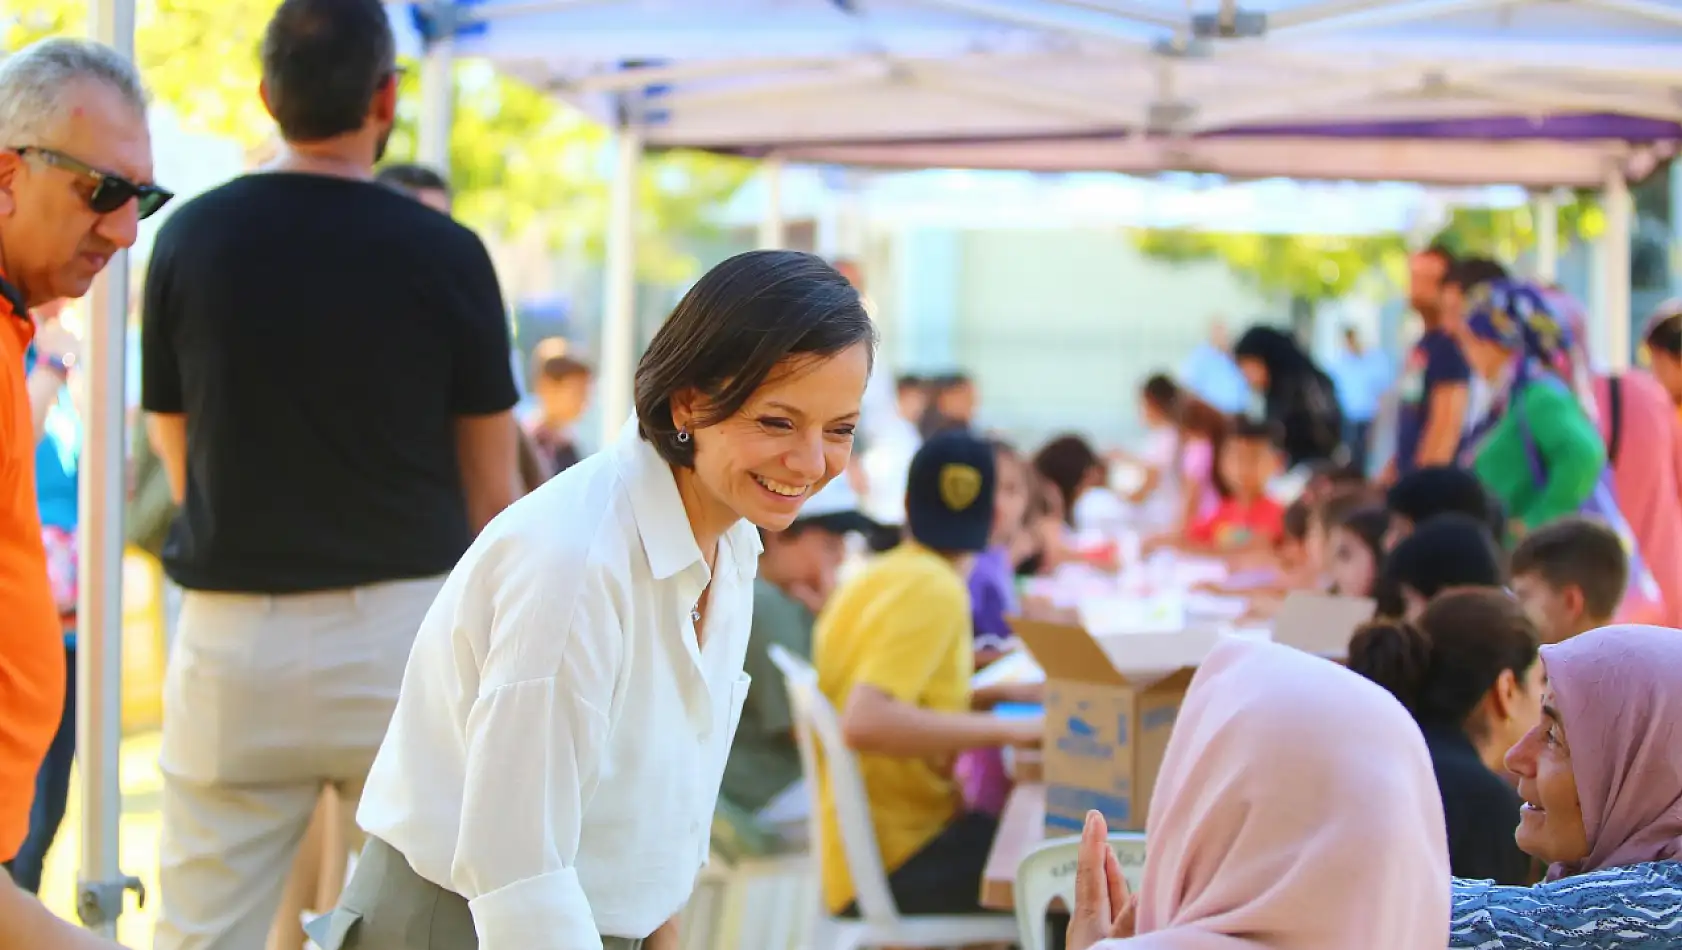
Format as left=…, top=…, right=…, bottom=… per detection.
left=79, top=0, right=146, bottom=933
left=598, top=123, right=643, bottom=447
left=757, top=156, right=786, bottom=250
left=417, top=3, right=456, bottom=177
left=1600, top=166, right=1633, bottom=371
left=1532, top=189, right=1560, bottom=283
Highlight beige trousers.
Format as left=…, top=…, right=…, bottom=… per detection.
left=152, top=576, right=445, bottom=950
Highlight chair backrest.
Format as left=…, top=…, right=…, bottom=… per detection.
left=1012, top=832, right=1148, bottom=950
left=767, top=644, right=901, bottom=927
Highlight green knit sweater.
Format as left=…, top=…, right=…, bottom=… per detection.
left=1469, top=379, right=1604, bottom=532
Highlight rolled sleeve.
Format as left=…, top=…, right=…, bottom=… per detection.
left=449, top=544, right=622, bottom=950
left=469, top=867, right=601, bottom=950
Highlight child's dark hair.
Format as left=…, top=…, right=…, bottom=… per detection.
left=1282, top=498, right=1312, bottom=543
left=1141, top=373, right=1180, bottom=416
left=1033, top=435, right=1102, bottom=527
left=1378, top=513, right=1506, bottom=615
left=1329, top=505, right=1391, bottom=598
left=1348, top=588, right=1540, bottom=737
left=1510, top=517, right=1629, bottom=622
left=1643, top=300, right=1682, bottom=357
left=1228, top=414, right=1283, bottom=445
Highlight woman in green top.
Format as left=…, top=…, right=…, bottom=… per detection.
left=1456, top=279, right=1604, bottom=532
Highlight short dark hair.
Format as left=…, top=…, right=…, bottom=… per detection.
left=1386, top=466, right=1491, bottom=529
left=634, top=250, right=877, bottom=467
left=1031, top=435, right=1101, bottom=526
left=1228, top=415, right=1281, bottom=445
left=1140, top=373, right=1179, bottom=415
left=1510, top=517, right=1629, bottom=621
left=261, top=0, right=396, bottom=143
left=1417, top=243, right=1458, bottom=269
left=376, top=163, right=449, bottom=196
left=1282, top=498, right=1312, bottom=542
left=1644, top=300, right=1682, bottom=357
left=1444, top=256, right=1510, bottom=293
left=1381, top=512, right=1506, bottom=606
left=895, top=374, right=925, bottom=394
left=1349, top=588, right=1539, bottom=737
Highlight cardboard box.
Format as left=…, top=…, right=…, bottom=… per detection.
left=1010, top=618, right=1217, bottom=835
left=1269, top=592, right=1376, bottom=661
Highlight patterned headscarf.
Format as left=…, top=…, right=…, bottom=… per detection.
left=1463, top=278, right=1573, bottom=369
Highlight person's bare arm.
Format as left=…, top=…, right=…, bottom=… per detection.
left=455, top=411, right=520, bottom=535
left=645, top=916, right=680, bottom=950
left=841, top=684, right=1040, bottom=757
left=972, top=681, right=1044, bottom=710
left=0, top=872, right=125, bottom=950
left=1124, top=466, right=1161, bottom=505
left=27, top=370, right=64, bottom=439
left=1415, top=382, right=1469, bottom=468
left=145, top=412, right=188, bottom=505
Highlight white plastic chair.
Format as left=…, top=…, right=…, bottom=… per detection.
left=767, top=645, right=1019, bottom=950
left=1011, top=833, right=1147, bottom=950
left=680, top=850, right=814, bottom=950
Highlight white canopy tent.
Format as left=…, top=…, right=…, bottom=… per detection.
left=393, top=0, right=1682, bottom=434
left=63, top=0, right=1682, bottom=936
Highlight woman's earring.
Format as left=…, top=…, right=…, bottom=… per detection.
left=677, top=427, right=691, bottom=444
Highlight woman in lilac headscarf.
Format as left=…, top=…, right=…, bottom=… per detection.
left=1449, top=625, right=1682, bottom=948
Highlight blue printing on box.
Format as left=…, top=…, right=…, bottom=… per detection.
left=1142, top=706, right=1177, bottom=731
left=1045, top=785, right=1132, bottom=830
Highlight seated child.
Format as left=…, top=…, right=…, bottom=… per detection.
left=1509, top=516, right=1627, bottom=644
left=814, top=431, right=1041, bottom=917
left=1183, top=416, right=1286, bottom=555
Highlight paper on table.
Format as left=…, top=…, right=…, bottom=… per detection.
left=971, top=649, right=1044, bottom=688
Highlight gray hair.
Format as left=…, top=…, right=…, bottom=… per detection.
left=0, top=37, right=148, bottom=147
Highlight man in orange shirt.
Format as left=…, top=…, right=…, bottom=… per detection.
left=0, top=36, right=167, bottom=949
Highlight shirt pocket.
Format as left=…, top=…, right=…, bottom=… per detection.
left=726, top=674, right=751, bottom=741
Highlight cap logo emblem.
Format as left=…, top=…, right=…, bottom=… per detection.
left=939, top=463, right=982, bottom=512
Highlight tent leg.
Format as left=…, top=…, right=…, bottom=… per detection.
left=757, top=156, right=786, bottom=249
left=598, top=125, right=643, bottom=448
left=1532, top=189, right=1560, bottom=284
left=78, top=0, right=144, bottom=936
left=418, top=34, right=455, bottom=176
left=1598, top=167, right=1633, bottom=371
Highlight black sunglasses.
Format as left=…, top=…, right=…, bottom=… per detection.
left=14, top=146, right=174, bottom=219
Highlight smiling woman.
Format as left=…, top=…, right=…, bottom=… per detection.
left=306, top=249, right=876, bottom=950
left=1449, top=625, right=1682, bottom=949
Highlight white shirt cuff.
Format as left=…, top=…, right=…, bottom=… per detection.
left=469, top=867, right=603, bottom=950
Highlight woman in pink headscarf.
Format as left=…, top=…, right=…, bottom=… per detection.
left=1067, top=637, right=1451, bottom=950
left=1448, top=624, right=1682, bottom=947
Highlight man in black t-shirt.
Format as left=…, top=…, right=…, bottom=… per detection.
left=140, top=4, right=519, bottom=948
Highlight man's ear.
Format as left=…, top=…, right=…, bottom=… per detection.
left=1561, top=584, right=1586, bottom=621
left=0, top=150, right=22, bottom=219
left=258, top=78, right=278, bottom=122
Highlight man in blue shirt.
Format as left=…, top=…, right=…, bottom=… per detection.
left=1328, top=325, right=1392, bottom=475
left=1180, top=321, right=1253, bottom=415
left=1390, top=246, right=1471, bottom=481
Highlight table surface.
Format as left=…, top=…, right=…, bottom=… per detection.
left=980, top=781, right=1046, bottom=911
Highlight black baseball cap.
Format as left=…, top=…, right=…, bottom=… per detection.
left=905, top=430, right=996, bottom=553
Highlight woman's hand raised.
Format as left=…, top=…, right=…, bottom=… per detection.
left=1066, top=810, right=1137, bottom=950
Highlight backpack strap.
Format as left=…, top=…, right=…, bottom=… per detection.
left=1606, top=374, right=1624, bottom=468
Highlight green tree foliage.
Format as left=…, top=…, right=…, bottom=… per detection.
left=1131, top=191, right=1606, bottom=303
left=5, top=2, right=752, bottom=283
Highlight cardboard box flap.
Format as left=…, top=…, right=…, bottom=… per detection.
left=1012, top=619, right=1218, bottom=685
left=1271, top=592, right=1376, bottom=659
left=1012, top=619, right=1129, bottom=686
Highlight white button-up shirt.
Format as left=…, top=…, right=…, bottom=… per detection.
left=357, top=419, right=761, bottom=950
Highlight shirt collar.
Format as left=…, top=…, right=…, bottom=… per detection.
left=0, top=270, right=33, bottom=350
left=611, top=416, right=762, bottom=581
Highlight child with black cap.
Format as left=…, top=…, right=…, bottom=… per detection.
left=812, top=430, right=1043, bottom=918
